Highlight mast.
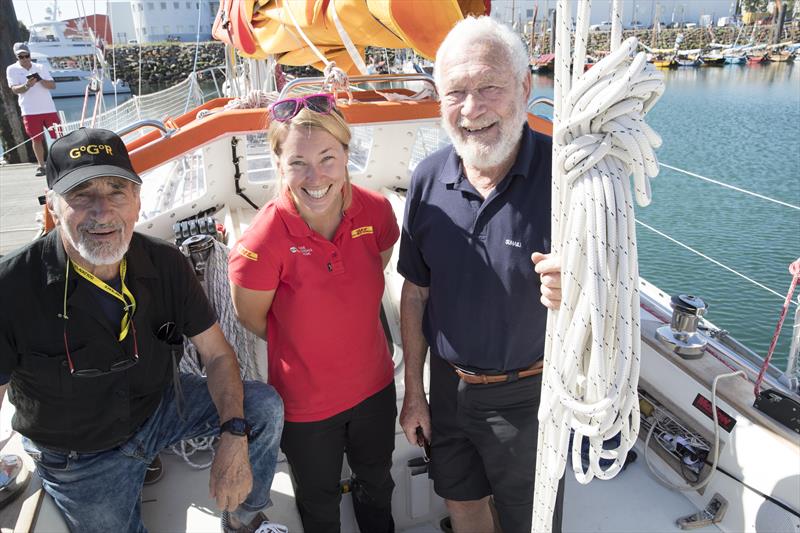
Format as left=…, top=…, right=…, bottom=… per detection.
left=530, top=3, right=539, bottom=58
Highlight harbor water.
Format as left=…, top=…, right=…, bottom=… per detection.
left=532, top=63, right=800, bottom=368
left=55, top=63, right=800, bottom=369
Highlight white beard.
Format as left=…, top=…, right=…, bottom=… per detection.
left=61, top=222, right=129, bottom=266
left=442, top=95, right=528, bottom=170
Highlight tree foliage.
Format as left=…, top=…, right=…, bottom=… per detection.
left=741, top=0, right=768, bottom=12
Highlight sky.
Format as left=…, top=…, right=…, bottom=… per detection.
left=13, top=0, right=740, bottom=28
left=13, top=0, right=112, bottom=27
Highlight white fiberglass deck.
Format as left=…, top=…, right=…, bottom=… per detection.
left=1, top=395, right=717, bottom=533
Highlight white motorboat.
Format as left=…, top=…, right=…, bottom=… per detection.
left=25, top=21, right=130, bottom=99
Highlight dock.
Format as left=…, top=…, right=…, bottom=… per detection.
left=0, top=163, right=47, bottom=258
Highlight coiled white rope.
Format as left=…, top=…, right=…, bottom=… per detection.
left=174, top=240, right=262, bottom=468
left=532, top=1, right=665, bottom=530
left=181, top=240, right=262, bottom=382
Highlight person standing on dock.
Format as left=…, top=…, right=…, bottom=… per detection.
left=398, top=16, right=564, bottom=533
left=5, top=42, right=60, bottom=177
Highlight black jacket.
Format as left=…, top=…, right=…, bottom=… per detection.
left=0, top=230, right=216, bottom=452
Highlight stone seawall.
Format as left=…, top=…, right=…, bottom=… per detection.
left=106, top=42, right=225, bottom=91
left=536, top=25, right=800, bottom=54
left=106, top=25, right=799, bottom=92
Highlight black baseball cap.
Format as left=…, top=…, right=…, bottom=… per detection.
left=46, top=128, right=142, bottom=194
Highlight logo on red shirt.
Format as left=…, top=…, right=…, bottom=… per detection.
left=289, top=245, right=313, bottom=256
left=237, top=243, right=258, bottom=261
left=351, top=226, right=374, bottom=238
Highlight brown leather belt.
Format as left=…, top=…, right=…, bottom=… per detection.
left=451, top=360, right=544, bottom=385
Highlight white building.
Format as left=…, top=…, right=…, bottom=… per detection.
left=123, top=0, right=220, bottom=43
left=109, top=2, right=138, bottom=44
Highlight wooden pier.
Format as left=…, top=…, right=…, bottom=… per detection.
left=0, top=163, right=47, bottom=258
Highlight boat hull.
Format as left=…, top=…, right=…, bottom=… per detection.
left=700, top=56, right=726, bottom=66
left=724, top=56, right=746, bottom=64
left=49, top=70, right=132, bottom=98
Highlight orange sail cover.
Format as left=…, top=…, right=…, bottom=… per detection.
left=213, top=0, right=489, bottom=73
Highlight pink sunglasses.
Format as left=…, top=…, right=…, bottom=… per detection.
left=269, top=93, right=337, bottom=122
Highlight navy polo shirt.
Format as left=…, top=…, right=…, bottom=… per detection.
left=398, top=126, right=552, bottom=371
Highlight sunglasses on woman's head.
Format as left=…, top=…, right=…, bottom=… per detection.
left=270, top=93, right=337, bottom=122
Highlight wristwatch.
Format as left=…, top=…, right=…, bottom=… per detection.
left=220, top=418, right=253, bottom=439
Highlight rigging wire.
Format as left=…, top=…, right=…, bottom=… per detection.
left=107, top=0, right=120, bottom=111
left=24, top=0, right=34, bottom=28
left=660, top=163, right=799, bottom=210
left=754, top=260, right=800, bottom=395
left=635, top=219, right=796, bottom=305
left=183, top=0, right=205, bottom=114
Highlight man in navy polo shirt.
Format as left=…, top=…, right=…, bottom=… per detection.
left=398, top=16, right=563, bottom=533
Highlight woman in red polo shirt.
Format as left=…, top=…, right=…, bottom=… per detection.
left=228, top=95, right=399, bottom=533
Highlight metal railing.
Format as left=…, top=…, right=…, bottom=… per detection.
left=57, top=66, right=228, bottom=136
left=279, top=72, right=437, bottom=99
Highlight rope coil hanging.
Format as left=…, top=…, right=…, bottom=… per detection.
left=532, top=0, right=665, bottom=530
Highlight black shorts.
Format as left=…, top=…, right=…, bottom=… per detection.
left=428, top=354, right=563, bottom=533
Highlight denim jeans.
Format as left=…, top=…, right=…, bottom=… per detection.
left=22, top=373, right=284, bottom=533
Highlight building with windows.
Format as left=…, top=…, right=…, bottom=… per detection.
left=122, top=0, right=219, bottom=43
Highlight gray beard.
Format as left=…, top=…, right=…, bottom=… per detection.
left=443, top=98, right=528, bottom=170
left=61, top=224, right=129, bottom=266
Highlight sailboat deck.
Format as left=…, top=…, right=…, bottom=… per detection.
left=1, top=394, right=718, bottom=533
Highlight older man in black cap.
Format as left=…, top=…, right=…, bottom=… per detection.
left=0, top=128, right=285, bottom=533
left=5, top=42, right=60, bottom=176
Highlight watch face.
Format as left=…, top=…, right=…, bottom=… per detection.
left=224, top=418, right=248, bottom=436
left=230, top=419, right=246, bottom=434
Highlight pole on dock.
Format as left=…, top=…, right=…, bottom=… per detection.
left=0, top=1, right=34, bottom=165
left=550, top=9, right=557, bottom=53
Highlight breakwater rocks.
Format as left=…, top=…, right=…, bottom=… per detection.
left=535, top=25, right=800, bottom=55
left=106, top=42, right=225, bottom=92
left=107, top=25, right=799, bottom=92
left=106, top=42, right=333, bottom=93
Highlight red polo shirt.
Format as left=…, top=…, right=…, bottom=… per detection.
left=229, top=185, right=399, bottom=422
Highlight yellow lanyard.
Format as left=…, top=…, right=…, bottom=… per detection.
left=70, top=258, right=136, bottom=341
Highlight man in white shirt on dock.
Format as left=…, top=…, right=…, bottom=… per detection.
left=6, top=42, right=61, bottom=177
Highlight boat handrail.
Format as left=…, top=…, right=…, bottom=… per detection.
left=116, top=119, right=176, bottom=140
left=279, top=73, right=437, bottom=100
left=530, top=97, right=555, bottom=113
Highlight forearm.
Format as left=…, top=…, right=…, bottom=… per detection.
left=401, top=281, right=430, bottom=397
left=40, top=80, right=56, bottom=90
left=203, top=351, right=245, bottom=423
left=10, top=84, right=29, bottom=94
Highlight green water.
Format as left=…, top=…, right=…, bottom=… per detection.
left=532, top=64, right=800, bottom=369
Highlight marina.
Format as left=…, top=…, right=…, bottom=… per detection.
left=1, top=1, right=799, bottom=532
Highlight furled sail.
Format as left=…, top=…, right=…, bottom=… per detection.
left=213, top=0, right=489, bottom=73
